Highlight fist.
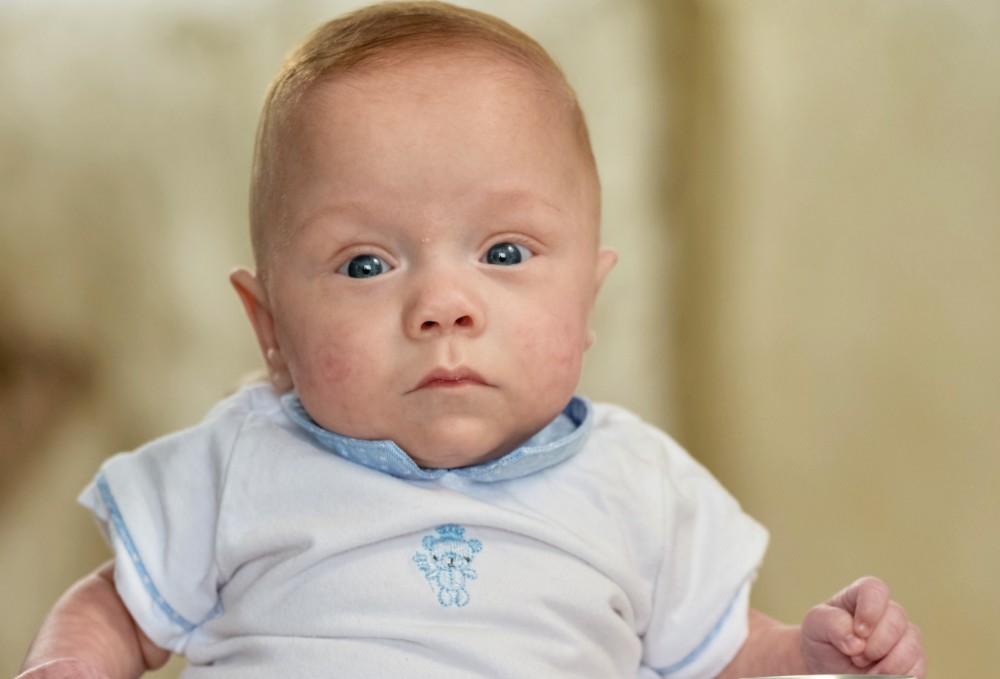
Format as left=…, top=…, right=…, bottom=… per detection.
left=801, top=576, right=925, bottom=677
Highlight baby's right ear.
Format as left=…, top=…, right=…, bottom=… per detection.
left=230, top=267, right=293, bottom=393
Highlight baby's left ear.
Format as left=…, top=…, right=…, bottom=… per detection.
left=594, top=247, right=618, bottom=298
left=584, top=248, right=618, bottom=349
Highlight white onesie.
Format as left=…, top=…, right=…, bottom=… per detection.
left=80, top=383, right=768, bottom=679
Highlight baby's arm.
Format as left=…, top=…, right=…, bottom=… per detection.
left=20, top=560, right=170, bottom=679
left=716, top=576, right=925, bottom=679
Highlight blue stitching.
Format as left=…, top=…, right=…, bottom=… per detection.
left=96, top=474, right=197, bottom=632
left=653, top=583, right=744, bottom=676
left=413, top=524, right=483, bottom=607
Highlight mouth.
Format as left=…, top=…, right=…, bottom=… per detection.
left=411, top=367, right=490, bottom=392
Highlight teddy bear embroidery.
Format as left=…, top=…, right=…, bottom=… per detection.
left=413, top=524, right=483, bottom=607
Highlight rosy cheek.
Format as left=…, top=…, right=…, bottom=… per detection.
left=285, top=329, right=359, bottom=393
left=293, top=341, right=373, bottom=433
left=551, top=343, right=585, bottom=385
left=317, top=349, right=354, bottom=386
left=313, top=338, right=373, bottom=388
left=521, top=320, right=585, bottom=389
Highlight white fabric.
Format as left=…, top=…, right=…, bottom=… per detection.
left=79, top=384, right=768, bottom=679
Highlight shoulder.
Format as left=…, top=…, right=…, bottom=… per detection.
left=586, top=401, right=675, bottom=450
left=203, top=381, right=286, bottom=425
left=193, top=382, right=303, bottom=447
left=586, top=401, right=705, bottom=477
left=100, top=383, right=294, bottom=476
left=581, top=401, right=747, bottom=524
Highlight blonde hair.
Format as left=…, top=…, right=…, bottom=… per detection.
left=249, top=1, right=598, bottom=275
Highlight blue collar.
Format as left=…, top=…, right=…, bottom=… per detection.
left=280, top=393, right=592, bottom=483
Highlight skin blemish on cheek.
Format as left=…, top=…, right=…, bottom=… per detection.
left=518, top=318, right=584, bottom=378
left=318, top=348, right=359, bottom=386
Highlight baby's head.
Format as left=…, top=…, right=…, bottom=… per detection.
left=232, top=1, right=616, bottom=468
left=248, top=1, right=601, bottom=274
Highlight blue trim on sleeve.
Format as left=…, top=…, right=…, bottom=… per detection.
left=653, top=584, right=743, bottom=676
left=96, top=473, right=198, bottom=633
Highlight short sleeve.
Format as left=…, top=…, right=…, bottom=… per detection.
left=78, top=408, right=244, bottom=653
left=642, top=436, right=769, bottom=679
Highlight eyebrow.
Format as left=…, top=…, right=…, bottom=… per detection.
left=297, top=201, right=369, bottom=232
left=482, top=188, right=567, bottom=215
left=297, top=186, right=566, bottom=233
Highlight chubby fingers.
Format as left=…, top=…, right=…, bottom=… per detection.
left=870, top=620, right=926, bottom=678
left=850, top=599, right=906, bottom=664
left=828, top=577, right=926, bottom=677
left=802, top=602, right=865, bottom=658
left=828, top=575, right=890, bottom=639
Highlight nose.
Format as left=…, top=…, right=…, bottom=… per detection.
left=403, top=271, right=485, bottom=339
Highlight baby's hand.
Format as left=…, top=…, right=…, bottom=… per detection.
left=801, top=576, right=925, bottom=677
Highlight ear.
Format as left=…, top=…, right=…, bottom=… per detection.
left=594, top=247, right=618, bottom=298
left=230, top=267, right=293, bottom=392
left=585, top=247, right=618, bottom=349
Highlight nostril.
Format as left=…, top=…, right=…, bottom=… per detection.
left=419, top=316, right=473, bottom=332
left=415, top=313, right=478, bottom=334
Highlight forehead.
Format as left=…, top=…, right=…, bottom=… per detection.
left=293, top=49, right=571, bottom=141
left=253, top=48, right=601, bottom=272
left=286, top=53, right=594, bottom=209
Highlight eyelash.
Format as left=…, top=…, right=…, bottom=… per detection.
left=335, top=247, right=396, bottom=279
left=480, top=241, right=534, bottom=266
left=337, top=254, right=389, bottom=278
left=333, top=236, right=539, bottom=278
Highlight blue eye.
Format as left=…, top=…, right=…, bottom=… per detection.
left=482, top=242, right=532, bottom=266
left=338, top=254, right=390, bottom=278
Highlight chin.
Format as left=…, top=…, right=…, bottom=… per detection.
left=407, top=445, right=503, bottom=470
left=403, top=425, right=520, bottom=470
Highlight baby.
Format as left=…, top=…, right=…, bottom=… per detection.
left=20, top=3, right=925, bottom=678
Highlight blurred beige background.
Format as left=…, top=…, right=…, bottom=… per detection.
left=1, top=0, right=996, bottom=677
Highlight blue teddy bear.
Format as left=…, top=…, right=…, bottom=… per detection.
left=413, top=524, right=483, bottom=607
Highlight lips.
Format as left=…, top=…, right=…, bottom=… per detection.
left=412, top=368, right=489, bottom=391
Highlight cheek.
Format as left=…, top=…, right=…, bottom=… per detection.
left=286, top=325, right=385, bottom=435
left=314, top=344, right=362, bottom=386
left=516, top=313, right=588, bottom=390
left=281, top=319, right=374, bottom=392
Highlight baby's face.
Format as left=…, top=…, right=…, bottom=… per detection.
left=238, top=52, right=615, bottom=468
